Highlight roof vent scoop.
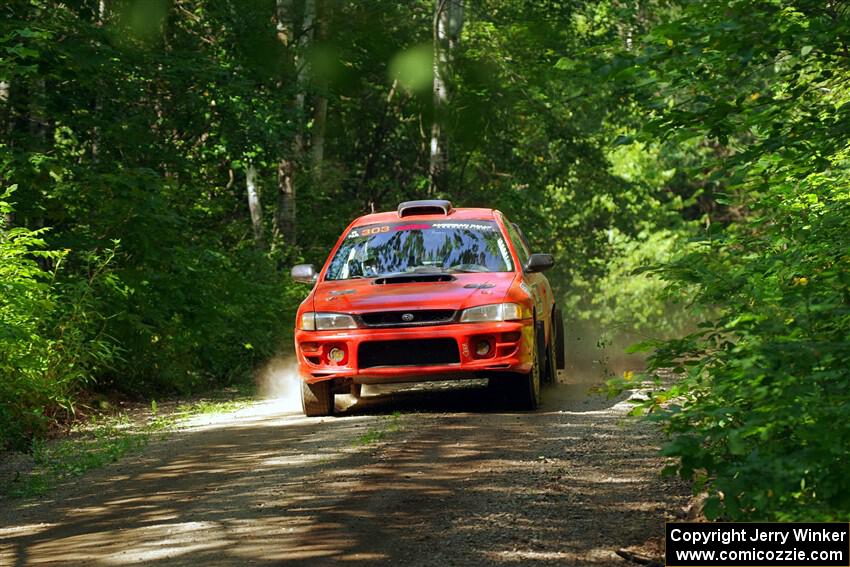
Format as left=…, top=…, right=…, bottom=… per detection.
left=397, top=199, right=453, bottom=217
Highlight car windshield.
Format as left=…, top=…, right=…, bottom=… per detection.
left=325, top=221, right=514, bottom=280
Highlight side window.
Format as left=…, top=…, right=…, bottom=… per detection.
left=503, top=219, right=530, bottom=268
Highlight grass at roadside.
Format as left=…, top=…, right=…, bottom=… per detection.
left=354, top=411, right=403, bottom=446
left=1, top=387, right=256, bottom=499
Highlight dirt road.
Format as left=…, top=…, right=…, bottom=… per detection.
left=0, top=378, right=687, bottom=566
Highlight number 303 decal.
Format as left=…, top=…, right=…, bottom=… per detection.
left=359, top=225, right=390, bottom=236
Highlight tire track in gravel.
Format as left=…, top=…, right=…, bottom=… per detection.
left=0, top=378, right=688, bottom=566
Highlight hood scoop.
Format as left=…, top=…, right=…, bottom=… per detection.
left=373, top=273, right=456, bottom=285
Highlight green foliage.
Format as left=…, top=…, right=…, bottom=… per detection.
left=1, top=187, right=121, bottom=450
left=569, top=227, right=693, bottom=340
left=615, top=0, right=850, bottom=521
left=0, top=1, right=300, bottom=449
left=0, top=187, right=60, bottom=448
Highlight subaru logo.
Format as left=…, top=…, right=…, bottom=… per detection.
left=401, top=313, right=415, bottom=322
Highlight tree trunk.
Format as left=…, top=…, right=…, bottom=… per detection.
left=246, top=162, right=265, bottom=247
left=295, top=0, right=315, bottom=161
left=310, top=0, right=328, bottom=180
left=275, top=159, right=296, bottom=245
left=92, top=0, right=108, bottom=161
left=1, top=80, right=11, bottom=227
left=273, top=0, right=316, bottom=247
left=0, top=81, right=9, bottom=139
left=311, top=95, right=327, bottom=179
left=429, top=0, right=463, bottom=195
left=274, top=0, right=296, bottom=246
left=30, top=77, right=48, bottom=153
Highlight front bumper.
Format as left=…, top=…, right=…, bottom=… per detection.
left=294, top=320, right=534, bottom=384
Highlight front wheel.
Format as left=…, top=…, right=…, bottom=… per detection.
left=542, top=320, right=557, bottom=385
left=301, top=380, right=334, bottom=417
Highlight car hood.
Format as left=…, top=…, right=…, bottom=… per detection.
left=312, top=272, right=517, bottom=314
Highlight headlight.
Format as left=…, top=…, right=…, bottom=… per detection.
left=300, top=312, right=358, bottom=331
left=460, top=303, right=525, bottom=323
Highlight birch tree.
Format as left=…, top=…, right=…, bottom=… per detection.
left=92, top=0, right=108, bottom=161
left=245, top=161, right=265, bottom=247
left=310, top=0, right=328, bottom=181
left=0, top=81, right=9, bottom=227
left=429, top=0, right=463, bottom=195
left=0, top=81, right=8, bottom=140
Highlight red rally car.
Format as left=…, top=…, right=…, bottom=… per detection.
left=290, top=200, right=564, bottom=416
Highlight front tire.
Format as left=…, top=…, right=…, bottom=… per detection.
left=542, top=319, right=557, bottom=385
left=553, top=307, right=565, bottom=370
left=301, top=380, right=334, bottom=417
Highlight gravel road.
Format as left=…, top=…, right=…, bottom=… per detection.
left=0, top=375, right=688, bottom=566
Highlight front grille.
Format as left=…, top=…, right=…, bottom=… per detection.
left=359, top=309, right=456, bottom=328
left=358, top=338, right=460, bottom=368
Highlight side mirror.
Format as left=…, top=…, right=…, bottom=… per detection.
left=524, top=253, right=554, bottom=273
left=291, top=264, right=318, bottom=284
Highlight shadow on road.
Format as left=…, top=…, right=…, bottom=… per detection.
left=0, top=380, right=684, bottom=567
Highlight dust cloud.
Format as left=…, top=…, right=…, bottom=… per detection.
left=256, top=355, right=302, bottom=412
left=563, top=319, right=648, bottom=383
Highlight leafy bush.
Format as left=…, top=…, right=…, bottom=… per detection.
left=643, top=178, right=850, bottom=521
left=617, top=0, right=850, bottom=521
left=99, top=243, right=295, bottom=395
left=0, top=188, right=120, bottom=450
left=0, top=188, right=58, bottom=448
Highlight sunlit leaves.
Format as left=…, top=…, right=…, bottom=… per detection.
left=628, top=0, right=850, bottom=521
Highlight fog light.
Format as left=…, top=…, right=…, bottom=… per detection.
left=475, top=340, right=491, bottom=356
left=328, top=347, right=345, bottom=363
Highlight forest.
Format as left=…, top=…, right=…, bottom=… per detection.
left=1, top=0, right=848, bottom=523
